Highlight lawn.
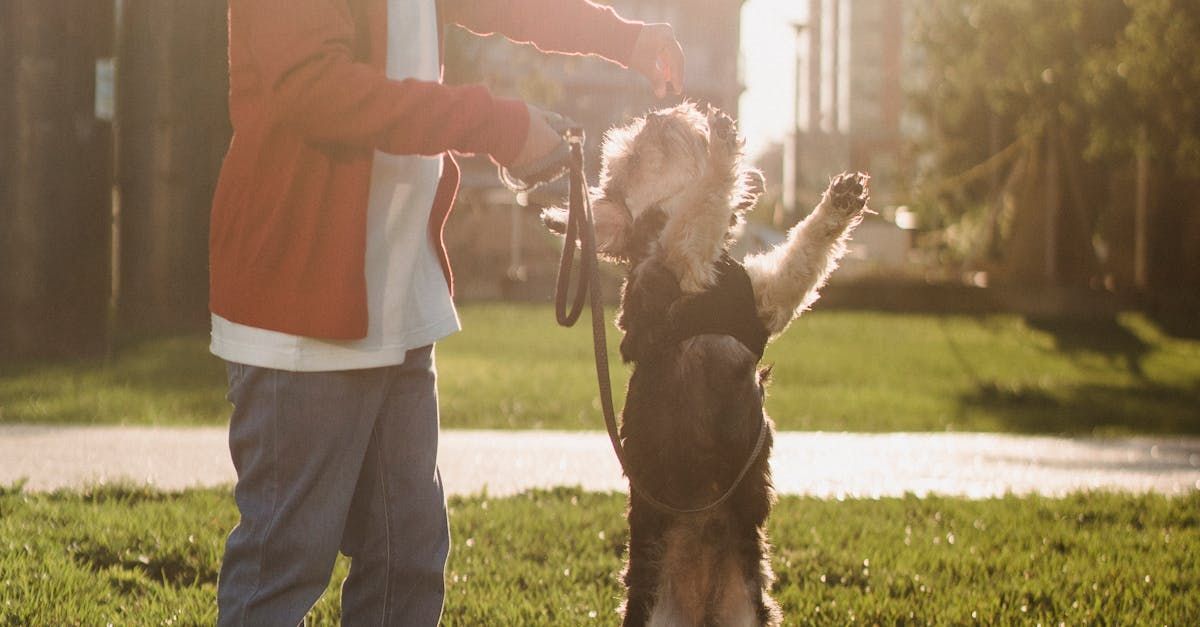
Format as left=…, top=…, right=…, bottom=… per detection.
left=1, top=484, right=1196, bottom=624
left=1, top=305, right=1198, bottom=434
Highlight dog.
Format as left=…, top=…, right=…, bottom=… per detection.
left=544, top=102, right=869, bottom=626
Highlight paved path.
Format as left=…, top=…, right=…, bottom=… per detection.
left=2, top=425, right=1198, bottom=498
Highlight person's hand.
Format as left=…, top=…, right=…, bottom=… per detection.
left=629, top=23, right=685, bottom=98
left=510, top=104, right=565, bottom=169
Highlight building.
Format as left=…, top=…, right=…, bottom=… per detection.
left=786, top=0, right=918, bottom=213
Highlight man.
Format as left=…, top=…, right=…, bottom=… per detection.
left=209, top=0, right=684, bottom=624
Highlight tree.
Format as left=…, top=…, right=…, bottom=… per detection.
left=0, top=1, right=114, bottom=358
left=908, top=0, right=1199, bottom=303
left=1088, top=0, right=1200, bottom=299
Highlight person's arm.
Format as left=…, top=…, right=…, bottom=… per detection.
left=440, top=0, right=685, bottom=97
left=236, top=0, right=529, bottom=164
left=441, top=0, right=641, bottom=65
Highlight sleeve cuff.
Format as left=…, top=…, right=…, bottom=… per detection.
left=485, top=96, right=531, bottom=167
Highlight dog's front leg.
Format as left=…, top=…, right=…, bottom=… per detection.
left=743, top=172, right=870, bottom=335
left=617, top=258, right=682, bottom=364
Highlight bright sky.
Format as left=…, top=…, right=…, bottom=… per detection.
left=739, top=0, right=808, bottom=158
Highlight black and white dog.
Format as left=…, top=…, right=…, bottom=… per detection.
left=545, top=102, right=869, bottom=626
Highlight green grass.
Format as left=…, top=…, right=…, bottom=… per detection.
left=1, top=485, right=1196, bottom=624
left=2, top=305, right=1198, bottom=434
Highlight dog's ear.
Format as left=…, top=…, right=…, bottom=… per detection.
left=593, top=197, right=632, bottom=255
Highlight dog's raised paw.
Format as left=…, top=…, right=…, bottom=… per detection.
left=827, top=172, right=870, bottom=219
left=710, top=112, right=735, bottom=142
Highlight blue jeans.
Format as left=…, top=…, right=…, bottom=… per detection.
left=217, top=345, right=449, bottom=626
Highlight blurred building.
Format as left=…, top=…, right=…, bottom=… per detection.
left=743, top=0, right=924, bottom=283
left=785, top=0, right=919, bottom=211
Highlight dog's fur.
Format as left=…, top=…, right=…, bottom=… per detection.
left=544, top=102, right=869, bottom=626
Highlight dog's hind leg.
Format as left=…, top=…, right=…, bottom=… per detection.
left=711, top=564, right=760, bottom=627
left=745, top=528, right=782, bottom=626
left=728, top=422, right=781, bottom=626
left=743, top=172, right=870, bottom=335
left=621, top=502, right=665, bottom=627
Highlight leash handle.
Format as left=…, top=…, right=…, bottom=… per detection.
left=553, top=127, right=768, bottom=516
left=552, top=128, right=591, bottom=326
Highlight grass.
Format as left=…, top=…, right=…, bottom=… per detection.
left=1, top=484, right=1196, bottom=624
left=1, top=305, right=1198, bottom=434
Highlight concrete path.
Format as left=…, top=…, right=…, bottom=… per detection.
left=2, top=425, right=1198, bottom=498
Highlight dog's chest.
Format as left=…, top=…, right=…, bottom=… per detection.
left=661, top=254, right=768, bottom=360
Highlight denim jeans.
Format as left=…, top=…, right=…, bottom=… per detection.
left=217, top=345, right=448, bottom=626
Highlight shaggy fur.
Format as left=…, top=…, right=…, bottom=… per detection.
left=543, top=102, right=869, bottom=626
left=743, top=172, right=870, bottom=335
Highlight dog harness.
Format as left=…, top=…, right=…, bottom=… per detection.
left=668, top=254, right=770, bottom=361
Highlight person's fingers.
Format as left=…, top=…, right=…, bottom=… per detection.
left=651, top=67, right=667, bottom=98
left=663, top=38, right=685, bottom=94
left=631, top=23, right=686, bottom=98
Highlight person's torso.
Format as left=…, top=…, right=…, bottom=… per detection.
left=211, top=0, right=459, bottom=371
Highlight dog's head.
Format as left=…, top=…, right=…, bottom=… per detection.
left=542, top=102, right=763, bottom=265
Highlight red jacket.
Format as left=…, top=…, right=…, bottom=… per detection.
left=210, top=0, right=642, bottom=339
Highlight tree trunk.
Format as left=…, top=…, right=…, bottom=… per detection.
left=0, top=0, right=114, bottom=358
left=116, top=0, right=230, bottom=334
left=1134, top=126, right=1150, bottom=291
left=1043, top=130, right=1060, bottom=285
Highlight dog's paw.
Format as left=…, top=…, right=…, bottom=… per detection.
left=825, top=172, right=871, bottom=220
left=540, top=206, right=568, bottom=235
left=709, top=110, right=736, bottom=144
left=705, top=105, right=742, bottom=160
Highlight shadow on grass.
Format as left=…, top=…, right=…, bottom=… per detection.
left=70, top=540, right=219, bottom=588
left=1147, top=296, right=1200, bottom=340
left=961, top=379, right=1200, bottom=435
left=1024, top=315, right=1150, bottom=378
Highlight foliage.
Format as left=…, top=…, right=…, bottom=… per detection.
left=910, top=1, right=1124, bottom=225
left=3, top=305, right=1199, bottom=434
left=908, top=0, right=1200, bottom=282
left=1, top=485, right=1197, bottom=624
left=1085, top=0, right=1200, bottom=177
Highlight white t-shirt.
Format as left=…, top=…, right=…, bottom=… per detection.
left=211, top=0, right=459, bottom=371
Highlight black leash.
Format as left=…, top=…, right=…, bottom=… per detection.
left=546, top=127, right=768, bottom=516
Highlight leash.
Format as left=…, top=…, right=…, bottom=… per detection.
left=504, top=126, right=768, bottom=516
